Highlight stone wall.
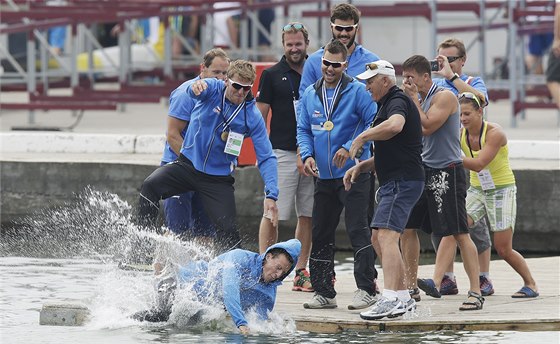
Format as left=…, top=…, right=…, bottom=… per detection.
left=1, top=161, right=559, bottom=253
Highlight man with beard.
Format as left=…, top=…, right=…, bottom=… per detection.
left=299, top=3, right=380, bottom=94
left=297, top=40, right=377, bottom=310
left=256, top=23, right=315, bottom=293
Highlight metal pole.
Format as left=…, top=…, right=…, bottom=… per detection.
left=40, top=30, right=49, bottom=94
left=508, top=0, right=518, bottom=127
left=429, top=0, right=437, bottom=56
left=26, top=31, right=36, bottom=125
left=164, top=17, right=173, bottom=80
left=479, top=0, right=487, bottom=81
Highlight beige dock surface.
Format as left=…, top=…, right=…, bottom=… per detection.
left=275, top=256, right=560, bottom=333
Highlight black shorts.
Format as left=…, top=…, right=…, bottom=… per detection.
left=406, top=163, right=468, bottom=237
left=546, top=51, right=560, bottom=83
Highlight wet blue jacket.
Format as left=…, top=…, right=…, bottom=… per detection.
left=297, top=74, right=376, bottom=179
left=161, top=76, right=200, bottom=164
left=182, top=78, right=279, bottom=200
left=177, top=239, right=301, bottom=328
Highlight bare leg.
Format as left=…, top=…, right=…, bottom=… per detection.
left=478, top=248, right=491, bottom=273
left=433, top=236, right=458, bottom=289
left=294, top=216, right=312, bottom=270
left=377, top=229, right=405, bottom=291
left=258, top=217, right=277, bottom=254
left=455, top=233, right=481, bottom=294
left=494, top=228, right=537, bottom=291
left=371, top=229, right=382, bottom=263
left=547, top=81, right=560, bottom=109
left=400, top=229, right=420, bottom=290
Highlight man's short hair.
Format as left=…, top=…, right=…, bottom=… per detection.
left=324, top=39, right=348, bottom=61
left=402, top=55, right=431, bottom=75
left=203, top=48, right=229, bottom=68
left=330, top=3, right=360, bottom=24
left=438, top=38, right=467, bottom=58
left=281, top=22, right=309, bottom=44
left=227, top=60, right=256, bottom=82
left=266, top=247, right=294, bottom=280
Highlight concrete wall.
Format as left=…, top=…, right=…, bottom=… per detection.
left=1, top=160, right=559, bottom=253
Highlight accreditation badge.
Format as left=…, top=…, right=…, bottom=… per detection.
left=477, top=169, right=496, bottom=190
left=223, top=131, right=244, bottom=156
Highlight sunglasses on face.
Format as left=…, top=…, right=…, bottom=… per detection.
left=283, top=23, right=305, bottom=32
left=446, top=56, right=463, bottom=63
left=330, top=23, right=358, bottom=32
left=459, top=92, right=481, bottom=107
left=230, top=80, right=253, bottom=91
left=322, top=58, right=345, bottom=69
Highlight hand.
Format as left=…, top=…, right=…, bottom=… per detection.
left=343, top=165, right=360, bottom=191
left=263, top=198, right=278, bottom=228
left=332, top=147, right=350, bottom=169
left=303, top=157, right=319, bottom=177
left=401, top=77, right=418, bottom=98
left=296, top=154, right=305, bottom=175
left=553, top=39, right=560, bottom=57
left=434, top=55, right=454, bottom=80
left=191, top=80, right=208, bottom=96
left=238, top=325, right=250, bottom=335
left=349, top=136, right=365, bottom=159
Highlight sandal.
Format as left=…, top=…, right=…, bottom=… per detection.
left=459, top=291, right=484, bottom=311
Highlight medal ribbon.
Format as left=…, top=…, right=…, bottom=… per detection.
left=321, top=79, right=342, bottom=124
left=221, top=90, right=245, bottom=133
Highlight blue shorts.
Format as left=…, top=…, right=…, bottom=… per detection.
left=371, top=179, right=424, bottom=233
left=528, top=33, right=554, bottom=56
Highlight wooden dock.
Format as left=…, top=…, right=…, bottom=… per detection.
left=274, top=256, right=560, bottom=333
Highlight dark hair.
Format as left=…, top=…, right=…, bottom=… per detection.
left=330, top=3, right=360, bottom=24
left=402, top=54, right=431, bottom=75
left=203, top=48, right=229, bottom=68
left=267, top=248, right=294, bottom=266
left=324, top=39, right=348, bottom=61
left=459, top=95, right=481, bottom=110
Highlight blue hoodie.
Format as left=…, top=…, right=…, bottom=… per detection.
left=297, top=74, right=376, bottom=179
left=161, top=76, right=200, bottom=164
left=177, top=239, right=301, bottom=328
left=182, top=78, right=279, bottom=200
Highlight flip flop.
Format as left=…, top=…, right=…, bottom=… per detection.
left=511, top=286, right=539, bottom=298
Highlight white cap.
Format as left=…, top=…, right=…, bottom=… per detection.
left=356, top=60, right=396, bottom=80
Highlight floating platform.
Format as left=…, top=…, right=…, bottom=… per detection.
left=39, top=257, right=559, bottom=332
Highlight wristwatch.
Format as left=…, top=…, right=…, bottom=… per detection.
left=448, top=73, right=460, bottom=82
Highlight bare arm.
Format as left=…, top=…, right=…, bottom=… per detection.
left=434, top=55, right=487, bottom=105
left=256, top=101, right=271, bottom=123
left=418, top=91, right=458, bottom=136
left=349, top=114, right=405, bottom=159
left=462, top=125, right=507, bottom=172
left=167, top=117, right=188, bottom=156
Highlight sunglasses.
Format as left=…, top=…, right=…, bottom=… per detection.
left=230, top=80, right=253, bottom=91
left=445, top=56, right=463, bottom=63
left=330, top=23, right=358, bottom=32
left=283, top=23, right=305, bottom=32
left=322, top=58, right=345, bottom=69
left=459, top=92, right=481, bottom=107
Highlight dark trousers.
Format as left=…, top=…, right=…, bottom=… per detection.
left=138, top=155, right=240, bottom=252
left=309, top=173, right=376, bottom=299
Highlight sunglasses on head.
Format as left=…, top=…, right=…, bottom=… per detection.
left=330, top=23, right=358, bottom=32
left=446, top=56, right=463, bottom=63
left=230, top=80, right=253, bottom=91
left=322, top=58, right=345, bottom=69
left=283, top=23, right=305, bottom=32
left=459, top=92, right=481, bottom=107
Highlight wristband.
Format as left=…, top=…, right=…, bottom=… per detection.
left=448, top=73, right=460, bottom=82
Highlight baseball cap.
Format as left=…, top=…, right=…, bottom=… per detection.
left=356, top=60, right=396, bottom=80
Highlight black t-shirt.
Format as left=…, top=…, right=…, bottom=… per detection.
left=256, top=56, right=301, bottom=151
left=373, top=86, right=424, bottom=185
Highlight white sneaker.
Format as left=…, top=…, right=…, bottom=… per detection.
left=303, top=293, right=337, bottom=309
left=388, top=298, right=416, bottom=318
left=348, top=289, right=377, bottom=310
left=359, top=296, right=403, bottom=320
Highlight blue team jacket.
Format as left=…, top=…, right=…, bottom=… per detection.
left=181, top=78, right=279, bottom=200
left=297, top=74, right=376, bottom=179
left=177, top=239, right=301, bottom=328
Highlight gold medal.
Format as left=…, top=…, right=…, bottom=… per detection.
left=221, top=131, right=229, bottom=141
left=323, top=120, right=334, bottom=131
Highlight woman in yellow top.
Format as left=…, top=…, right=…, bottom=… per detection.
left=459, top=92, right=538, bottom=298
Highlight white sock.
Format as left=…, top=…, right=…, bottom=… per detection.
left=397, top=290, right=411, bottom=302
left=480, top=272, right=489, bottom=278
left=444, top=272, right=455, bottom=280
left=382, top=289, right=398, bottom=300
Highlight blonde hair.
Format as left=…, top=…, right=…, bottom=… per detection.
left=227, top=60, right=256, bottom=83
left=438, top=38, right=466, bottom=57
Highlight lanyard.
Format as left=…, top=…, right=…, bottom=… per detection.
left=285, top=73, right=298, bottom=101
left=321, top=79, right=342, bottom=122
left=465, top=121, right=486, bottom=158
left=421, top=83, right=438, bottom=105
left=221, top=88, right=245, bottom=132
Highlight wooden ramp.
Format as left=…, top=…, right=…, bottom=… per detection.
left=274, top=256, right=560, bottom=333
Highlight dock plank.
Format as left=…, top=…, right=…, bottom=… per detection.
left=274, top=256, right=560, bottom=332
